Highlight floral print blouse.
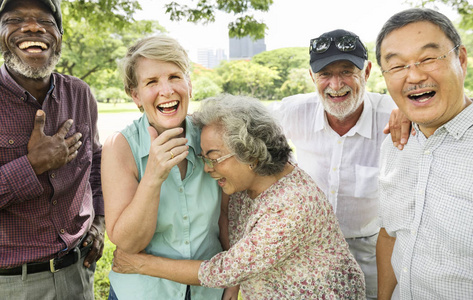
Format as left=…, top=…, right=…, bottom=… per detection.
left=198, top=165, right=365, bottom=299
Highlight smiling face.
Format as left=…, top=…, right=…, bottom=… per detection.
left=311, top=60, right=370, bottom=121
left=380, top=21, right=469, bottom=137
left=0, top=0, right=61, bottom=79
left=131, top=58, right=192, bottom=134
left=200, top=124, right=256, bottom=196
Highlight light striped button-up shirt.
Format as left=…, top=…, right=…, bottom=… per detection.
left=379, top=103, right=473, bottom=299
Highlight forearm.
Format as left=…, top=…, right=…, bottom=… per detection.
left=0, top=156, right=43, bottom=208
left=109, top=176, right=163, bottom=253
left=139, top=254, right=202, bottom=285
left=377, top=228, right=397, bottom=300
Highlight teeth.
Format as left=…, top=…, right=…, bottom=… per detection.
left=411, top=92, right=429, bottom=97
left=328, top=91, right=349, bottom=97
left=19, top=41, right=48, bottom=50
left=158, top=100, right=178, bottom=108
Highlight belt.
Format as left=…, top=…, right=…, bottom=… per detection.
left=0, top=242, right=92, bottom=276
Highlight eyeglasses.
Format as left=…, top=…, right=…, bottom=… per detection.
left=381, top=45, right=460, bottom=79
left=198, top=153, right=235, bottom=168
left=310, top=35, right=361, bottom=54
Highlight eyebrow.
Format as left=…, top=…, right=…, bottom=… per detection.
left=383, top=42, right=441, bottom=63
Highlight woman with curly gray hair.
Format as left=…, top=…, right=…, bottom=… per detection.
left=112, top=94, right=366, bottom=299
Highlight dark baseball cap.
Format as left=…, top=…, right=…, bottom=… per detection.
left=310, top=29, right=367, bottom=73
left=0, top=0, right=63, bottom=34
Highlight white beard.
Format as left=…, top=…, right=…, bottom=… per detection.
left=318, top=80, right=365, bottom=121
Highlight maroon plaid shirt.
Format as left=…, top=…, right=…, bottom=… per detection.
left=0, top=65, right=103, bottom=268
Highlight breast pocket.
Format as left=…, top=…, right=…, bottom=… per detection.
left=354, top=165, right=379, bottom=198
left=0, top=134, right=30, bottom=166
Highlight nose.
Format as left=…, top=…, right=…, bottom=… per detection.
left=203, top=163, right=213, bottom=173
left=405, top=64, right=428, bottom=83
left=158, top=80, right=174, bottom=97
left=20, top=19, right=47, bottom=34
left=328, top=74, right=345, bottom=90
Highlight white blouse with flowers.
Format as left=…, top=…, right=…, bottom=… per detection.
left=198, top=165, right=365, bottom=299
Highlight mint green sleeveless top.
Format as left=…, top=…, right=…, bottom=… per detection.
left=109, top=114, right=223, bottom=299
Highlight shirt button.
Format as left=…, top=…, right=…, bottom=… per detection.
left=332, top=167, right=337, bottom=171
left=183, top=215, right=188, bottom=220
left=424, top=150, right=430, bottom=155
left=52, top=200, right=58, bottom=206
left=337, top=140, right=342, bottom=144
left=411, top=230, right=416, bottom=235
left=403, top=267, right=408, bottom=273
left=60, top=229, right=65, bottom=234
left=331, top=190, right=335, bottom=194
left=8, top=139, right=14, bottom=145
left=20, top=97, right=25, bottom=101
left=185, top=241, right=190, bottom=245
left=50, top=173, right=56, bottom=179
left=179, top=188, right=184, bottom=193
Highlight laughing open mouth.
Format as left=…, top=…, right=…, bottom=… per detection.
left=18, top=41, right=48, bottom=53
left=327, top=90, right=350, bottom=99
left=157, top=100, right=179, bottom=114
left=408, top=91, right=435, bottom=103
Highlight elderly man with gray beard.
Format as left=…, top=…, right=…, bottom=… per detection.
left=271, top=29, right=403, bottom=299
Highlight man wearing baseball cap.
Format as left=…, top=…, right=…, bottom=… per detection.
left=271, top=29, right=404, bottom=299
left=0, top=0, right=104, bottom=299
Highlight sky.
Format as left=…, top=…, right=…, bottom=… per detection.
left=135, top=0, right=460, bottom=62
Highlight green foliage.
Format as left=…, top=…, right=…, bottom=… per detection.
left=59, top=1, right=164, bottom=95
left=216, top=60, right=279, bottom=99
left=413, top=0, right=473, bottom=28
left=279, top=68, right=314, bottom=97
left=192, top=76, right=223, bottom=100
left=165, top=0, right=273, bottom=40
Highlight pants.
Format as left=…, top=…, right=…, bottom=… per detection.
left=346, top=233, right=379, bottom=300
left=0, top=256, right=95, bottom=300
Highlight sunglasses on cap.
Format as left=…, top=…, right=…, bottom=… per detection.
left=310, top=35, right=362, bottom=54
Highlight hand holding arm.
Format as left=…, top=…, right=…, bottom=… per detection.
left=112, top=248, right=202, bottom=285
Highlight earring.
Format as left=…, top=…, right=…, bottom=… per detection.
left=249, top=164, right=254, bottom=170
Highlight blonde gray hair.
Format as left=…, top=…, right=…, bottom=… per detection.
left=119, top=35, right=191, bottom=97
left=193, top=94, right=292, bottom=176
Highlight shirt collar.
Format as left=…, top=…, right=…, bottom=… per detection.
left=136, top=115, right=199, bottom=164
left=414, top=102, right=473, bottom=140
left=0, top=64, right=56, bottom=103
left=314, top=94, right=372, bottom=138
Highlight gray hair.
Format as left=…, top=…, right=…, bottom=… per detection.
left=193, top=94, right=292, bottom=176
left=375, top=8, right=462, bottom=66
left=119, top=35, right=191, bottom=97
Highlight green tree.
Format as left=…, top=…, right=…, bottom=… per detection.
left=414, top=0, right=473, bottom=28
left=164, top=0, right=274, bottom=40
left=253, top=48, right=309, bottom=84
left=216, top=60, right=279, bottom=99
left=279, top=68, right=314, bottom=97
left=59, top=2, right=164, bottom=94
